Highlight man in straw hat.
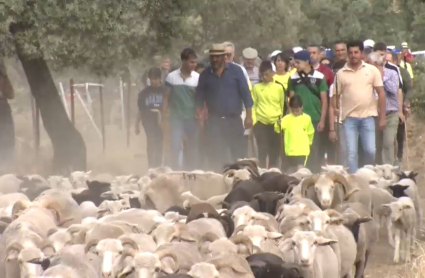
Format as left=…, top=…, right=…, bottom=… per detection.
left=196, top=44, right=253, bottom=172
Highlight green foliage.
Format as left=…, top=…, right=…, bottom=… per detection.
left=410, top=59, right=425, bottom=119
left=2, top=0, right=425, bottom=76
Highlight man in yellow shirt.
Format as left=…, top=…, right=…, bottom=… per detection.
left=280, top=95, right=315, bottom=171
left=252, top=61, right=285, bottom=168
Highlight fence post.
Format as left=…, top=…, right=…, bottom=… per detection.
left=70, top=79, right=75, bottom=126
left=99, top=84, right=106, bottom=153
left=126, top=79, right=131, bottom=148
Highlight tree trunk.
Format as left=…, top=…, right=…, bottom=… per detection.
left=14, top=47, right=87, bottom=175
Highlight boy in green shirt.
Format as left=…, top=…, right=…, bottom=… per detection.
left=280, top=95, right=315, bottom=171
left=288, top=50, right=328, bottom=172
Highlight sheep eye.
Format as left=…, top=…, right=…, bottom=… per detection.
left=325, top=220, right=330, bottom=224
left=118, top=251, right=123, bottom=255
left=313, top=241, right=318, bottom=245
left=292, top=241, right=296, bottom=246
left=155, top=267, right=161, bottom=272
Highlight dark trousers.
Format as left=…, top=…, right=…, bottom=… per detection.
left=253, top=122, right=280, bottom=168
left=397, top=120, right=405, bottom=160
left=306, top=122, right=322, bottom=172
left=206, top=115, right=246, bottom=172
left=143, top=121, right=163, bottom=169
left=0, top=100, right=14, bottom=173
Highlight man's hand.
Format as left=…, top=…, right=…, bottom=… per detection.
left=244, top=116, right=253, bottom=129
left=379, top=116, right=387, bottom=131
left=317, top=121, right=325, bottom=132
left=135, top=125, right=140, bottom=135
left=329, top=130, right=337, bottom=143
left=399, top=112, right=405, bottom=123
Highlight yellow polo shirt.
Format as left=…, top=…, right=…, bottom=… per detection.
left=252, top=82, right=285, bottom=125
left=280, top=113, right=314, bottom=156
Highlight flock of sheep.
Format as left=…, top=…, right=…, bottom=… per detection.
left=0, top=159, right=421, bottom=278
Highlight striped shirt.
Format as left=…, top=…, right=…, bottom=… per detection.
left=383, top=67, right=399, bottom=114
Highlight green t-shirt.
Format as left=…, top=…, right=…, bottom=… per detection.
left=165, top=69, right=200, bottom=119
left=288, top=70, right=328, bottom=123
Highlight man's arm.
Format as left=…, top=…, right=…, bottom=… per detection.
left=383, top=70, right=399, bottom=96
left=318, top=78, right=328, bottom=131
left=376, top=86, right=386, bottom=119
left=195, top=71, right=207, bottom=118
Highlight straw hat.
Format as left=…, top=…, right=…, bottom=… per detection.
left=208, top=44, right=226, bottom=56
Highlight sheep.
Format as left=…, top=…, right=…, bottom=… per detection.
left=189, top=254, right=255, bottom=278
left=47, top=229, right=73, bottom=253
left=221, top=180, right=264, bottom=209
left=307, top=209, right=357, bottom=278
left=388, top=178, right=423, bottom=232
left=231, top=206, right=279, bottom=231
left=0, top=174, right=23, bottom=194
left=321, top=165, right=349, bottom=175
left=396, top=171, right=418, bottom=183
left=71, top=180, right=111, bottom=206
left=180, top=191, right=226, bottom=209
left=289, top=167, right=312, bottom=180
left=147, top=166, right=173, bottom=179
left=374, top=164, right=399, bottom=181
left=336, top=202, right=378, bottom=278
left=249, top=192, right=285, bottom=215
left=224, top=158, right=261, bottom=179
left=382, top=197, right=417, bottom=263
left=151, top=218, right=227, bottom=247
left=79, top=201, right=98, bottom=219
left=197, top=233, right=254, bottom=258
left=258, top=174, right=299, bottom=194
left=355, top=167, right=380, bottom=184
left=248, top=260, right=304, bottom=278
left=300, top=172, right=351, bottom=209
left=96, top=198, right=131, bottom=218
left=278, top=231, right=339, bottom=278
left=47, top=176, right=73, bottom=190
left=370, top=187, right=397, bottom=243
left=232, top=225, right=284, bottom=258
left=30, top=251, right=98, bottom=278
left=69, top=170, right=92, bottom=189
left=139, top=172, right=235, bottom=213
left=185, top=203, right=220, bottom=223
left=120, top=242, right=203, bottom=277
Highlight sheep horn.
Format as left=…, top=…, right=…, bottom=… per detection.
left=156, top=249, right=178, bottom=266
left=230, top=234, right=254, bottom=255
left=232, top=224, right=247, bottom=236
left=119, top=237, right=139, bottom=252
left=6, top=242, right=24, bottom=255
left=11, top=200, right=32, bottom=219
left=84, top=239, right=99, bottom=253
left=300, top=175, right=319, bottom=197
left=67, top=225, right=88, bottom=235
left=38, top=240, right=56, bottom=255
left=327, top=173, right=349, bottom=195
left=199, top=232, right=219, bottom=243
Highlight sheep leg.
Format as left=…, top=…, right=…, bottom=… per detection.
left=354, top=257, right=366, bottom=278
left=400, top=230, right=406, bottom=261
left=393, top=229, right=401, bottom=263
left=405, top=230, right=411, bottom=263
left=387, top=218, right=394, bottom=247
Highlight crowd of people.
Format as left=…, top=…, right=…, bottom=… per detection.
left=136, top=39, right=415, bottom=174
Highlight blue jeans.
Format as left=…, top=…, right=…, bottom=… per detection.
left=169, top=117, right=199, bottom=170
left=337, top=123, right=347, bottom=167
left=343, top=117, right=376, bottom=173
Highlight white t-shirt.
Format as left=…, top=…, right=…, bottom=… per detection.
left=329, top=84, right=342, bottom=124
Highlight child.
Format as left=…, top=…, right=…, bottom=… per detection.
left=280, top=95, right=315, bottom=171
left=252, top=61, right=285, bottom=168
left=135, top=67, right=168, bottom=168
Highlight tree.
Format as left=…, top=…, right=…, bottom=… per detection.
left=0, top=0, right=195, bottom=174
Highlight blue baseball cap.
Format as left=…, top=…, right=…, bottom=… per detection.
left=392, top=48, right=401, bottom=54
left=294, top=50, right=310, bottom=62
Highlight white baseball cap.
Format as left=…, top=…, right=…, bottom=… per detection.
left=363, top=39, right=375, bottom=48
left=401, top=42, right=409, bottom=49
left=292, top=47, right=303, bottom=53
left=270, top=50, right=282, bottom=58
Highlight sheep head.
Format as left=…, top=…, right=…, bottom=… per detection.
left=308, top=209, right=344, bottom=232
left=233, top=224, right=282, bottom=249
left=278, top=231, right=337, bottom=266
left=230, top=234, right=254, bottom=256
left=375, top=164, right=398, bottom=180
left=47, top=229, right=72, bottom=252
left=188, top=262, right=220, bottom=278
left=301, top=173, right=349, bottom=209
left=97, top=199, right=131, bottom=218
left=232, top=206, right=269, bottom=227
left=5, top=240, right=54, bottom=278
left=151, top=222, right=195, bottom=247
left=119, top=250, right=178, bottom=278
left=223, top=169, right=251, bottom=188
left=382, top=199, right=415, bottom=222
left=397, top=171, right=418, bottom=183
left=321, top=165, right=349, bottom=175
left=388, top=184, right=410, bottom=198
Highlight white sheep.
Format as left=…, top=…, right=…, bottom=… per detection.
left=382, top=197, right=417, bottom=263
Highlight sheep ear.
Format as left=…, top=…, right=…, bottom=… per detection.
left=411, top=172, right=419, bottom=178
left=321, top=166, right=329, bottom=171
left=28, top=258, right=51, bottom=271
left=118, top=265, right=134, bottom=278
left=253, top=212, right=269, bottom=221
left=278, top=238, right=294, bottom=252
left=358, top=216, right=373, bottom=224
left=267, top=232, right=283, bottom=239
left=5, top=251, right=19, bottom=262
left=316, top=237, right=338, bottom=246
left=391, top=166, right=399, bottom=171
left=85, top=170, right=92, bottom=176
left=179, top=230, right=196, bottom=242
left=382, top=204, right=390, bottom=208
